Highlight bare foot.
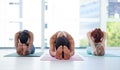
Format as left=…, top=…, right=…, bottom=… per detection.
left=23, top=44, right=29, bottom=55
left=63, top=46, right=70, bottom=60
left=56, top=46, right=63, bottom=60
left=17, top=44, right=23, bottom=55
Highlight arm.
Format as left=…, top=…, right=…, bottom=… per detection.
left=87, top=32, right=96, bottom=52
left=14, top=31, right=20, bottom=50
left=28, top=31, right=34, bottom=50
left=15, top=31, right=24, bottom=55
left=66, top=32, right=75, bottom=56
left=49, top=32, right=58, bottom=57
left=101, top=32, right=106, bottom=49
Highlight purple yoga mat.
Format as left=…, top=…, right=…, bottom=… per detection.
left=40, top=54, right=83, bottom=61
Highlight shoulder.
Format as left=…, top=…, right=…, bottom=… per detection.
left=102, top=31, right=106, bottom=37
left=53, top=31, right=61, bottom=36
left=28, top=31, right=33, bottom=34
left=27, top=31, right=33, bottom=38
left=63, top=31, right=70, bottom=36
left=102, top=31, right=106, bottom=34
left=87, top=31, right=92, bottom=36
left=56, top=31, right=62, bottom=35
left=64, top=31, right=73, bottom=40
left=15, top=31, right=21, bottom=39
left=50, top=31, right=59, bottom=39
left=15, top=31, right=21, bottom=36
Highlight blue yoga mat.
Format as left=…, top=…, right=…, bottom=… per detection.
left=79, top=52, right=120, bottom=57
left=4, top=52, right=43, bottom=57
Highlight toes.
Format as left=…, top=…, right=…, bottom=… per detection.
left=63, top=46, right=70, bottom=60
left=56, top=46, right=63, bottom=60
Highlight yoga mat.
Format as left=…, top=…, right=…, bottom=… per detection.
left=40, top=54, right=83, bottom=61
left=4, top=52, right=43, bottom=57
left=79, top=52, right=120, bottom=57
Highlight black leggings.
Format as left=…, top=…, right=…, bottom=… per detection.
left=55, top=36, right=70, bottom=58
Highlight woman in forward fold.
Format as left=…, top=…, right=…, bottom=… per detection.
left=49, top=31, right=75, bottom=60
left=15, top=30, right=35, bottom=56
left=87, top=28, right=106, bottom=56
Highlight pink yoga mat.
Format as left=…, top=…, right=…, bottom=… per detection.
left=40, top=54, right=83, bottom=61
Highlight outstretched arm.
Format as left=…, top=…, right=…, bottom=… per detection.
left=66, top=32, right=75, bottom=56
left=49, top=32, right=58, bottom=57
left=15, top=31, right=20, bottom=50
left=15, top=31, right=24, bottom=55
left=101, top=31, right=106, bottom=49
left=87, top=32, right=96, bottom=53
left=28, top=31, right=34, bottom=50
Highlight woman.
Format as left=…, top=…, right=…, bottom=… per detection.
left=87, top=28, right=106, bottom=56
left=49, top=31, right=75, bottom=60
left=15, top=30, right=35, bottom=56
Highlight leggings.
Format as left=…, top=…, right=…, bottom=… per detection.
left=29, top=44, right=35, bottom=54
left=19, top=44, right=35, bottom=54
left=87, top=43, right=103, bottom=55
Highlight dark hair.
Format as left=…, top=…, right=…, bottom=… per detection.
left=19, top=30, right=29, bottom=44
left=91, top=28, right=103, bottom=43
left=55, top=36, right=69, bottom=50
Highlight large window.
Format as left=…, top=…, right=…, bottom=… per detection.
left=0, top=0, right=42, bottom=48
left=44, top=0, right=107, bottom=48
left=107, top=0, right=120, bottom=47
left=79, top=0, right=100, bottom=47
left=44, top=0, right=80, bottom=48
left=0, top=0, right=120, bottom=48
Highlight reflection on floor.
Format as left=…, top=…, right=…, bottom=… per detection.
left=0, top=49, right=120, bottom=70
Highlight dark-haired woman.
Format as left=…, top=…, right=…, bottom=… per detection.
left=87, top=28, right=106, bottom=56
left=14, top=30, right=35, bottom=56
left=49, top=31, right=75, bottom=60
